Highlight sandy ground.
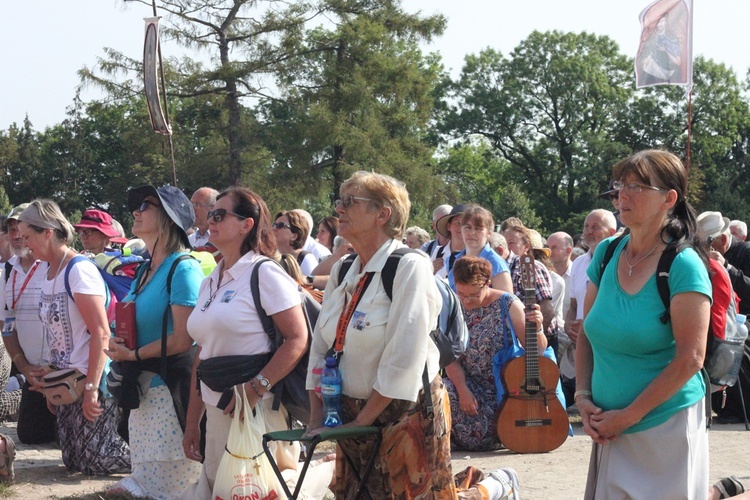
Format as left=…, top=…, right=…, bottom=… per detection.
left=4, top=419, right=750, bottom=499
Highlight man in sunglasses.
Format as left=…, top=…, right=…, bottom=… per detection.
left=73, top=209, right=128, bottom=255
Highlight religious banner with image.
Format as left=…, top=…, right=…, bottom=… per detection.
left=635, top=0, right=693, bottom=88
left=144, top=17, right=171, bottom=134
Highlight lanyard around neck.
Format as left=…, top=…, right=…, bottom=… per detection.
left=332, top=271, right=374, bottom=357
left=11, top=261, right=41, bottom=310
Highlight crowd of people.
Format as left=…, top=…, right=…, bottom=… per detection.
left=0, top=148, right=747, bottom=498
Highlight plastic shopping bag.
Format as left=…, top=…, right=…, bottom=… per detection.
left=213, top=386, right=283, bottom=500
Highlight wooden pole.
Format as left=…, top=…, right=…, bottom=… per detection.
left=151, top=0, right=178, bottom=186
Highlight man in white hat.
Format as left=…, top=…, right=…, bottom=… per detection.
left=697, top=211, right=750, bottom=315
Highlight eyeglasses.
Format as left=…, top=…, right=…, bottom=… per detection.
left=207, top=208, right=248, bottom=223
left=611, top=181, right=666, bottom=193
left=334, top=195, right=373, bottom=209
left=272, top=221, right=292, bottom=230
left=77, top=228, right=98, bottom=237
left=192, top=202, right=213, bottom=209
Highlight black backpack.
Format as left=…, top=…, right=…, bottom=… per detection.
left=250, top=258, right=319, bottom=425
left=600, top=234, right=719, bottom=425
left=338, top=248, right=468, bottom=369
left=337, top=248, right=469, bottom=418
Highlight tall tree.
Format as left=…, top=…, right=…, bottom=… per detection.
left=438, top=31, right=633, bottom=228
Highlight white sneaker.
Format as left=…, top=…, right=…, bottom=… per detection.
left=487, top=467, right=521, bottom=500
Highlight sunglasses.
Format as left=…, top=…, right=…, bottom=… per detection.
left=207, top=208, right=248, bottom=223
left=272, top=221, right=292, bottom=230
left=334, top=195, right=373, bottom=209
left=136, top=200, right=160, bottom=213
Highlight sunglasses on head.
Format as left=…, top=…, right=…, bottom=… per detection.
left=207, top=208, right=248, bottom=223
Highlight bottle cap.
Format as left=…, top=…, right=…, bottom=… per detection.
left=325, top=356, right=337, bottom=367
left=737, top=314, right=747, bottom=324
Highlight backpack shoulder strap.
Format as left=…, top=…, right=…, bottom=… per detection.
left=250, top=257, right=278, bottom=339
left=3, top=261, right=12, bottom=285
left=63, top=255, right=92, bottom=300
left=160, top=254, right=194, bottom=379
left=296, top=250, right=310, bottom=266
left=381, top=248, right=420, bottom=301
left=599, top=233, right=628, bottom=277
left=336, top=253, right=358, bottom=287
left=425, top=239, right=436, bottom=257
left=656, top=247, right=678, bottom=324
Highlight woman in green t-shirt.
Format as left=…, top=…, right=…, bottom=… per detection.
left=576, top=150, right=712, bottom=499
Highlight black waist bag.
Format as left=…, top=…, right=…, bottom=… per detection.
left=197, top=353, right=272, bottom=393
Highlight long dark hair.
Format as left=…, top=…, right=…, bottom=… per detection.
left=612, top=149, right=709, bottom=267
left=217, top=187, right=276, bottom=257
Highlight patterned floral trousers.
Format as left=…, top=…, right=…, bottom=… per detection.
left=334, top=376, right=489, bottom=499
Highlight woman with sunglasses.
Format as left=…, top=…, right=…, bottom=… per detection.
left=272, top=210, right=318, bottom=275
left=105, top=185, right=204, bottom=498
left=577, top=150, right=711, bottom=498
left=182, top=187, right=323, bottom=499
left=17, top=200, right=130, bottom=476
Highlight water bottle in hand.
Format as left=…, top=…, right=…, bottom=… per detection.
left=321, top=356, right=342, bottom=428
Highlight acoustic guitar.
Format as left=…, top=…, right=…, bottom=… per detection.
left=496, top=250, right=568, bottom=453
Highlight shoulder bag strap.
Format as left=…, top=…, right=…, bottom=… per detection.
left=160, top=254, right=193, bottom=380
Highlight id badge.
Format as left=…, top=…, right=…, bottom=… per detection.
left=351, top=310, right=367, bottom=331
left=2, top=315, right=16, bottom=337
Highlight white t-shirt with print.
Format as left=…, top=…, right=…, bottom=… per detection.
left=39, top=258, right=106, bottom=374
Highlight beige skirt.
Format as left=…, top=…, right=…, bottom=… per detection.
left=584, top=399, right=708, bottom=500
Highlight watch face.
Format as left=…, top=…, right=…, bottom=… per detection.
left=256, top=375, right=271, bottom=389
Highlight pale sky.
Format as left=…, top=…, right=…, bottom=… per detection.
left=1, top=0, right=748, bottom=130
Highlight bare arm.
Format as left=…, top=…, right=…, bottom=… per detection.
left=107, top=305, right=195, bottom=361
left=182, top=345, right=205, bottom=462
left=589, top=292, right=709, bottom=439
left=74, top=293, right=110, bottom=422
left=445, top=360, right=477, bottom=416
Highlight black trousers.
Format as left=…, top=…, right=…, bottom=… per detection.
left=17, top=381, right=56, bottom=444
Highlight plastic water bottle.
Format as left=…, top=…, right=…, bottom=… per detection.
left=321, top=356, right=342, bottom=427
left=311, top=360, right=325, bottom=401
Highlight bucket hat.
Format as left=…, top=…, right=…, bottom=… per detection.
left=73, top=209, right=121, bottom=238
left=128, top=185, right=195, bottom=247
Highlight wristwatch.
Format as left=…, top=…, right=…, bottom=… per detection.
left=84, top=382, right=97, bottom=392
left=255, top=373, right=272, bottom=391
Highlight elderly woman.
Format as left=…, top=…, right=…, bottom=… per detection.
left=577, top=150, right=711, bottom=498
left=17, top=199, right=130, bottom=475
left=316, top=216, right=339, bottom=252
left=105, top=185, right=204, bottom=498
left=182, top=187, right=323, bottom=499
left=448, top=204, right=513, bottom=294
left=273, top=210, right=317, bottom=275
left=404, top=225, right=430, bottom=249
left=306, top=172, right=519, bottom=499
left=445, top=256, right=544, bottom=451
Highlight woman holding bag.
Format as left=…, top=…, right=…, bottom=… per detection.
left=182, top=187, right=320, bottom=499
left=105, top=185, right=204, bottom=498
left=17, top=199, right=130, bottom=475
left=445, top=256, right=544, bottom=451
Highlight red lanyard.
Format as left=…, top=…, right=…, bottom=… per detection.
left=333, top=272, right=374, bottom=355
left=11, top=261, right=40, bottom=310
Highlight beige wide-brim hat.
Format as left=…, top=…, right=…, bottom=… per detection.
left=529, top=229, right=551, bottom=258
left=697, top=211, right=730, bottom=241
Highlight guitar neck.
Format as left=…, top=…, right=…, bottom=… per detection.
left=524, top=286, right=539, bottom=379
